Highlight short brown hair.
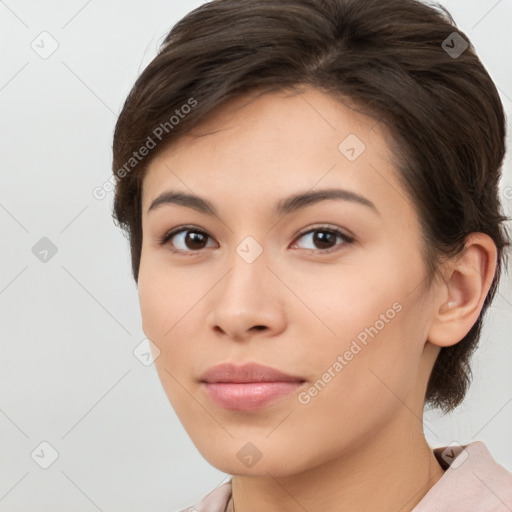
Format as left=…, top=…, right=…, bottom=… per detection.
left=112, top=0, right=510, bottom=412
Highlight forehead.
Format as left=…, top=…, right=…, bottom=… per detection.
left=157, top=86, right=390, bottom=160
left=141, top=86, right=408, bottom=220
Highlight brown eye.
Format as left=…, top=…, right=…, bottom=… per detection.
left=312, top=231, right=338, bottom=249
left=161, top=228, right=217, bottom=252
left=293, top=227, right=353, bottom=252
left=183, top=231, right=209, bottom=250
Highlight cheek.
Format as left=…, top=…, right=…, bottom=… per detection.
left=137, top=261, right=195, bottom=408
left=137, top=267, right=167, bottom=342
left=137, top=253, right=208, bottom=378
left=137, top=251, right=192, bottom=340
left=291, top=301, right=425, bottom=459
left=295, top=254, right=427, bottom=399
left=137, top=262, right=191, bottom=382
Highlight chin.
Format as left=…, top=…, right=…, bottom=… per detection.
left=198, top=443, right=312, bottom=478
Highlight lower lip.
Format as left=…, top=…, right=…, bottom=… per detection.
left=202, top=381, right=304, bottom=410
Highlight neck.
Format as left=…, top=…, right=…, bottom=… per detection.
left=229, top=417, right=445, bottom=512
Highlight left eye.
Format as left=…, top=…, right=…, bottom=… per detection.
left=292, top=227, right=353, bottom=252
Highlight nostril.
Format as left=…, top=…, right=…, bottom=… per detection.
left=252, top=325, right=267, bottom=331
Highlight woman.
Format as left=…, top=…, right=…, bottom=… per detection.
left=111, top=0, right=512, bottom=510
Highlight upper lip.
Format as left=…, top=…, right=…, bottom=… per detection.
left=199, top=362, right=306, bottom=384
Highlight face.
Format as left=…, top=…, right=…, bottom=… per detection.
left=138, top=86, right=440, bottom=476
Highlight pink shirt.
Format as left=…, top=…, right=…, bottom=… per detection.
left=180, top=441, right=512, bottom=511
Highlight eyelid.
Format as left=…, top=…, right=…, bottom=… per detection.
left=158, top=225, right=218, bottom=253
left=293, top=223, right=354, bottom=241
left=159, top=225, right=208, bottom=242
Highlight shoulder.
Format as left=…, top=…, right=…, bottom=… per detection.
left=414, top=441, right=512, bottom=511
left=178, top=480, right=232, bottom=512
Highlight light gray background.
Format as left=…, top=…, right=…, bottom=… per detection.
left=1, top=1, right=511, bottom=511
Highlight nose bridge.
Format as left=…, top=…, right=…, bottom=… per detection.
left=221, top=235, right=269, bottom=304
left=207, top=234, right=286, bottom=338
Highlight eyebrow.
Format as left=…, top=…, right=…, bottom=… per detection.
left=147, top=188, right=379, bottom=217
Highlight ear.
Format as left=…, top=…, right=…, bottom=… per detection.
left=427, top=233, right=498, bottom=348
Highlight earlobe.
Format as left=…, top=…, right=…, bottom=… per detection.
left=427, top=233, right=497, bottom=348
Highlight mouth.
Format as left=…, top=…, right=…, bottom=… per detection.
left=199, top=362, right=307, bottom=411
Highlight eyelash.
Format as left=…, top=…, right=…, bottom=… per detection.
left=158, top=224, right=355, bottom=255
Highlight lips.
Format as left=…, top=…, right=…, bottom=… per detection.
left=199, top=362, right=305, bottom=384
left=199, top=362, right=306, bottom=410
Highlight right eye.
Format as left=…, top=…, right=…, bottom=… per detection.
left=159, top=227, right=218, bottom=254
left=159, top=226, right=215, bottom=253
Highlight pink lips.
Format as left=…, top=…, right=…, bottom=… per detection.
left=199, top=362, right=306, bottom=411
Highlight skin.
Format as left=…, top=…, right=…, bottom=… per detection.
left=137, top=86, right=497, bottom=512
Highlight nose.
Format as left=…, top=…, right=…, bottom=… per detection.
left=206, top=247, right=287, bottom=342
